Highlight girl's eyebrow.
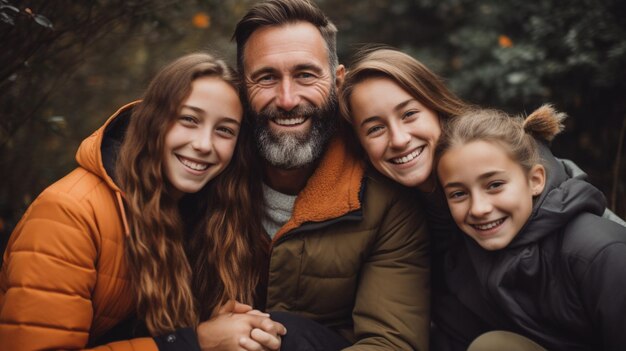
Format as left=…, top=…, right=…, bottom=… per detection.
left=393, top=99, right=415, bottom=113
left=359, top=99, right=416, bottom=127
left=477, top=170, right=504, bottom=180
left=181, top=105, right=205, bottom=114
left=442, top=170, right=505, bottom=189
left=181, top=105, right=241, bottom=125
left=220, top=117, right=242, bottom=126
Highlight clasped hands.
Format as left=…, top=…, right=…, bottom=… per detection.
left=197, top=300, right=287, bottom=351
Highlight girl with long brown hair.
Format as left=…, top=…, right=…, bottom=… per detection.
left=0, top=52, right=285, bottom=351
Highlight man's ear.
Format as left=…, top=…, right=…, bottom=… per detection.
left=335, top=64, right=346, bottom=88
left=529, top=164, right=546, bottom=197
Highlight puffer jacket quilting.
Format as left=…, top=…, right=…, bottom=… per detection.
left=0, top=102, right=156, bottom=351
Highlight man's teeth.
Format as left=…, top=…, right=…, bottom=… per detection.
left=473, top=218, right=505, bottom=230
left=179, top=156, right=209, bottom=171
left=391, top=146, right=424, bottom=164
left=273, top=117, right=306, bottom=126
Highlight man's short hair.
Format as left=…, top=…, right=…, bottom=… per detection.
left=233, top=0, right=339, bottom=76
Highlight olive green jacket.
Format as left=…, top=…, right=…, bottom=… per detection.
left=266, top=138, right=430, bottom=350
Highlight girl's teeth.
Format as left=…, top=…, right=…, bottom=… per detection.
left=474, top=218, right=504, bottom=230
left=392, top=146, right=424, bottom=164
left=179, top=157, right=208, bottom=171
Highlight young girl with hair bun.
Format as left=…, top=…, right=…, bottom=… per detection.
left=435, top=105, right=626, bottom=351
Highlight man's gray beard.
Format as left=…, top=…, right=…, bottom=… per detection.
left=251, top=91, right=337, bottom=170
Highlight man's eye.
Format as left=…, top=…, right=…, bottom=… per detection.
left=258, top=75, right=276, bottom=83
left=296, top=72, right=315, bottom=79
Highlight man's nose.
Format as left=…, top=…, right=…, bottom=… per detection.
left=275, top=78, right=300, bottom=111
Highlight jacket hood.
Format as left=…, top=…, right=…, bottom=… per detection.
left=272, top=137, right=365, bottom=242
left=75, top=101, right=138, bottom=236
left=75, top=102, right=138, bottom=192
left=507, top=142, right=606, bottom=248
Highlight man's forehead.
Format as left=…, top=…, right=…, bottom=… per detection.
left=242, top=22, right=329, bottom=72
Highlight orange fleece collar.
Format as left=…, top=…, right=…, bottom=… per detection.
left=272, top=137, right=365, bottom=242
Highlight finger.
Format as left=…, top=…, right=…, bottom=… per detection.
left=231, top=301, right=254, bottom=314
left=247, top=309, right=271, bottom=317
left=214, top=300, right=253, bottom=316
left=214, top=299, right=236, bottom=315
left=250, top=328, right=281, bottom=350
left=248, top=316, right=287, bottom=336
left=238, top=336, right=267, bottom=351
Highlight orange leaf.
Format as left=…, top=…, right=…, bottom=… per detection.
left=498, top=35, right=513, bottom=48
left=192, top=12, right=211, bottom=29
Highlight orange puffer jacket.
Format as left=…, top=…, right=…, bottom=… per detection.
left=0, top=102, right=156, bottom=350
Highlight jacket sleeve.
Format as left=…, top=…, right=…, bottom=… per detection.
left=348, top=193, right=430, bottom=351
left=0, top=188, right=158, bottom=351
left=580, top=239, right=626, bottom=351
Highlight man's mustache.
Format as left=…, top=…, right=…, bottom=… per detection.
left=257, top=104, right=317, bottom=120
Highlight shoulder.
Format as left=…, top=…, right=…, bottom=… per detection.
left=561, top=212, right=626, bottom=271
left=38, top=167, right=118, bottom=212
left=562, top=212, right=626, bottom=253
left=10, top=167, right=121, bottom=252
left=361, top=168, right=428, bottom=239
left=363, top=168, right=422, bottom=208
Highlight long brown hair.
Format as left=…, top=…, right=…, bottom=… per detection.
left=339, top=47, right=469, bottom=124
left=116, top=52, right=267, bottom=335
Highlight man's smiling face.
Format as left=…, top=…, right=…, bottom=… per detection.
left=242, top=21, right=339, bottom=169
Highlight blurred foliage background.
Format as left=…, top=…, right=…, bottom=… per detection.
left=2, top=0, right=626, bottom=248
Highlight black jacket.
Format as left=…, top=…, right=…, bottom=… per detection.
left=431, top=144, right=626, bottom=351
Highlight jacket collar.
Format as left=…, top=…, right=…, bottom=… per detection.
left=506, top=143, right=606, bottom=248
left=273, top=137, right=365, bottom=242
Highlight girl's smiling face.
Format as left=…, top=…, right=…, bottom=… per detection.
left=437, top=140, right=545, bottom=250
left=349, top=77, right=441, bottom=191
left=163, top=76, right=243, bottom=198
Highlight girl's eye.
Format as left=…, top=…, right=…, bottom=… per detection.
left=217, top=126, right=238, bottom=137
left=403, top=110, right=419, bottom=120
left=180, top=115, right=197, bottom=124
left=487, top=181, right=505, bottom=190
left=448, top=190, right=467, bottom=200
left=365, top=125, right=384, bottom=136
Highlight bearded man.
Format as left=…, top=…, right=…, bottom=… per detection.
left=233, top=0, right=430, bottom=349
